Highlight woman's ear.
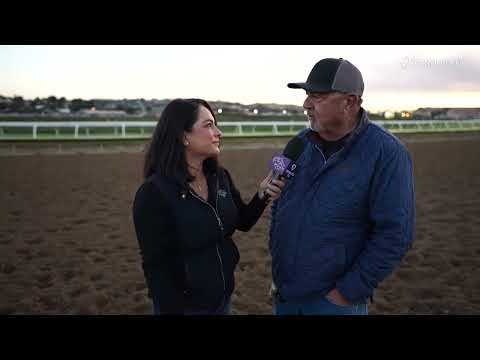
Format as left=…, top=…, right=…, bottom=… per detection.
left=183, top=134, right=190, bottom=146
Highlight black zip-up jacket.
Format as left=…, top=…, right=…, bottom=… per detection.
left=132, top=167, right=268, bottom=314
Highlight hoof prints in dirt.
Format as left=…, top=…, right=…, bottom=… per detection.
left=25, top=236, right=45, bottom=245
left=72, top=219, right=88, bottom=225
left=1, top=263, right=16, bottom=274
left=2, top=135, right=480, bottom=314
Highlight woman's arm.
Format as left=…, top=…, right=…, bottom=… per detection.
left=132, top=181, right=184, bottom=314
left=223, top=169, right=283, bottom=232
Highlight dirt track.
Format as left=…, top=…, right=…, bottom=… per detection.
left=1, top=133, right=479, bottom=314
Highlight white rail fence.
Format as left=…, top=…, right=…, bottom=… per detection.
left=1, top=120, right=480, bottom=140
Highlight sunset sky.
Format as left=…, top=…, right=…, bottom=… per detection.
left=2, top=45, right=479, bottom=112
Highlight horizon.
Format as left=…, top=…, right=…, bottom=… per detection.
left=2, top=45, right=480, bottom=112
left=3, top=93, right=480, bottom=114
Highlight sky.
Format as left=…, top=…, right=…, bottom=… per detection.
left=1, top=45, right=480, bottom=112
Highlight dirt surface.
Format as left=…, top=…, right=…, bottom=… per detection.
left=1, top=133, right=479, bottom=314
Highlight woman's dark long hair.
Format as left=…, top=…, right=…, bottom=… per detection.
left=143, top=98, right=219, bottom=184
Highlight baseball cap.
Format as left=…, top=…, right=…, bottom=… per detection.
left=288, top=58, right=364, bottom=96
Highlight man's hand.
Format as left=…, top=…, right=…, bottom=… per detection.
left=326, top=288, right=351, bottom=307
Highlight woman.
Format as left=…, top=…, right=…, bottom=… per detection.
left=132, top=98, right=284, bottom=315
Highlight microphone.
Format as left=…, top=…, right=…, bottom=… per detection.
left=264, top=136, right=305, bottom=199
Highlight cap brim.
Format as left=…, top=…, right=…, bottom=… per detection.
left=287, top=82, right=307, bottom=89
left=287, top=82, right=333, bottom=93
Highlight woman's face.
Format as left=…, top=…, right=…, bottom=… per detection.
left=185, top=105, right=223, bottom=158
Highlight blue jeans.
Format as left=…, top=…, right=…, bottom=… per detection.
left=153, top=298, right=231, bottom=315
left=274, top=293, right=368, bottom=315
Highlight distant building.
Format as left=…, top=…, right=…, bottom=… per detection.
left=150, top=105, right=166, bottom=116
left=412, top=108, right=433, bottom=120
left=79, top=109, right=127, bottom=117
left=412, top=108, right=480, bottom=120
left=443, top=108, right=480, bottom=120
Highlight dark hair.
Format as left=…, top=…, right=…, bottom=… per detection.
left=143, top=98, right=219, bottom=183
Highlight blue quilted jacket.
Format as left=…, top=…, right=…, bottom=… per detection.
left=269, top=109, right=415, bottom=304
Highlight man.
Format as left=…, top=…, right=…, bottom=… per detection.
left=269, top=58, right=415, bottom=315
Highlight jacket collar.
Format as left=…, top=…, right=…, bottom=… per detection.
left=151, top=168, right=220, bottom=200
left=343, top=107, right=370, bottom=150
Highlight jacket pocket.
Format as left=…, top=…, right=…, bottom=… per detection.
left=183, top=248, right=225, bottom=306
left=184, top=262, right=192, bottom=291
left=297, top=243, right=346, bottom=284
left=221, top=239, right=240, bottom=276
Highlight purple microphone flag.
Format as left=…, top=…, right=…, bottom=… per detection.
left=270, top=154, right=291, bottom=174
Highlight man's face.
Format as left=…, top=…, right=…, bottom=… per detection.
left=303, top=91, right=348, bottom=133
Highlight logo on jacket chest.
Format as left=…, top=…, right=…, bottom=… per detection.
left=218, top=189, right=227, bottom=198
left=336, top=164, right=352, bottom=172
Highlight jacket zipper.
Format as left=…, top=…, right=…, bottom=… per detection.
left=293, top=144, right=346, bottom=279
left=188, top=177, right=227, bottom=308
left=214, top=177, right=227, bottom=308
left=315, top=144, right=344, bottom=167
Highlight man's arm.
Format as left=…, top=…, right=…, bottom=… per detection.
left=335, top=144, right=416, bottom=304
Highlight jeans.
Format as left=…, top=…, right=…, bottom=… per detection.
left=273, top=292, right=368, bottom=315
left=153, top=298, right=231, bottom=315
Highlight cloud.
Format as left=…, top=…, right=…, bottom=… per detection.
left=364, top=52, right=480, bottom=93
left=2, top=45, right=480, bottom=106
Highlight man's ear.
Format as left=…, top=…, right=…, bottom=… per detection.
left=347, top=95, right=357, bottom=106
left=345, top=95, right=358, bottom=111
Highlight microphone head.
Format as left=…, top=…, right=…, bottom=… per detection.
left=282, top=136, right=305, bottom=162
